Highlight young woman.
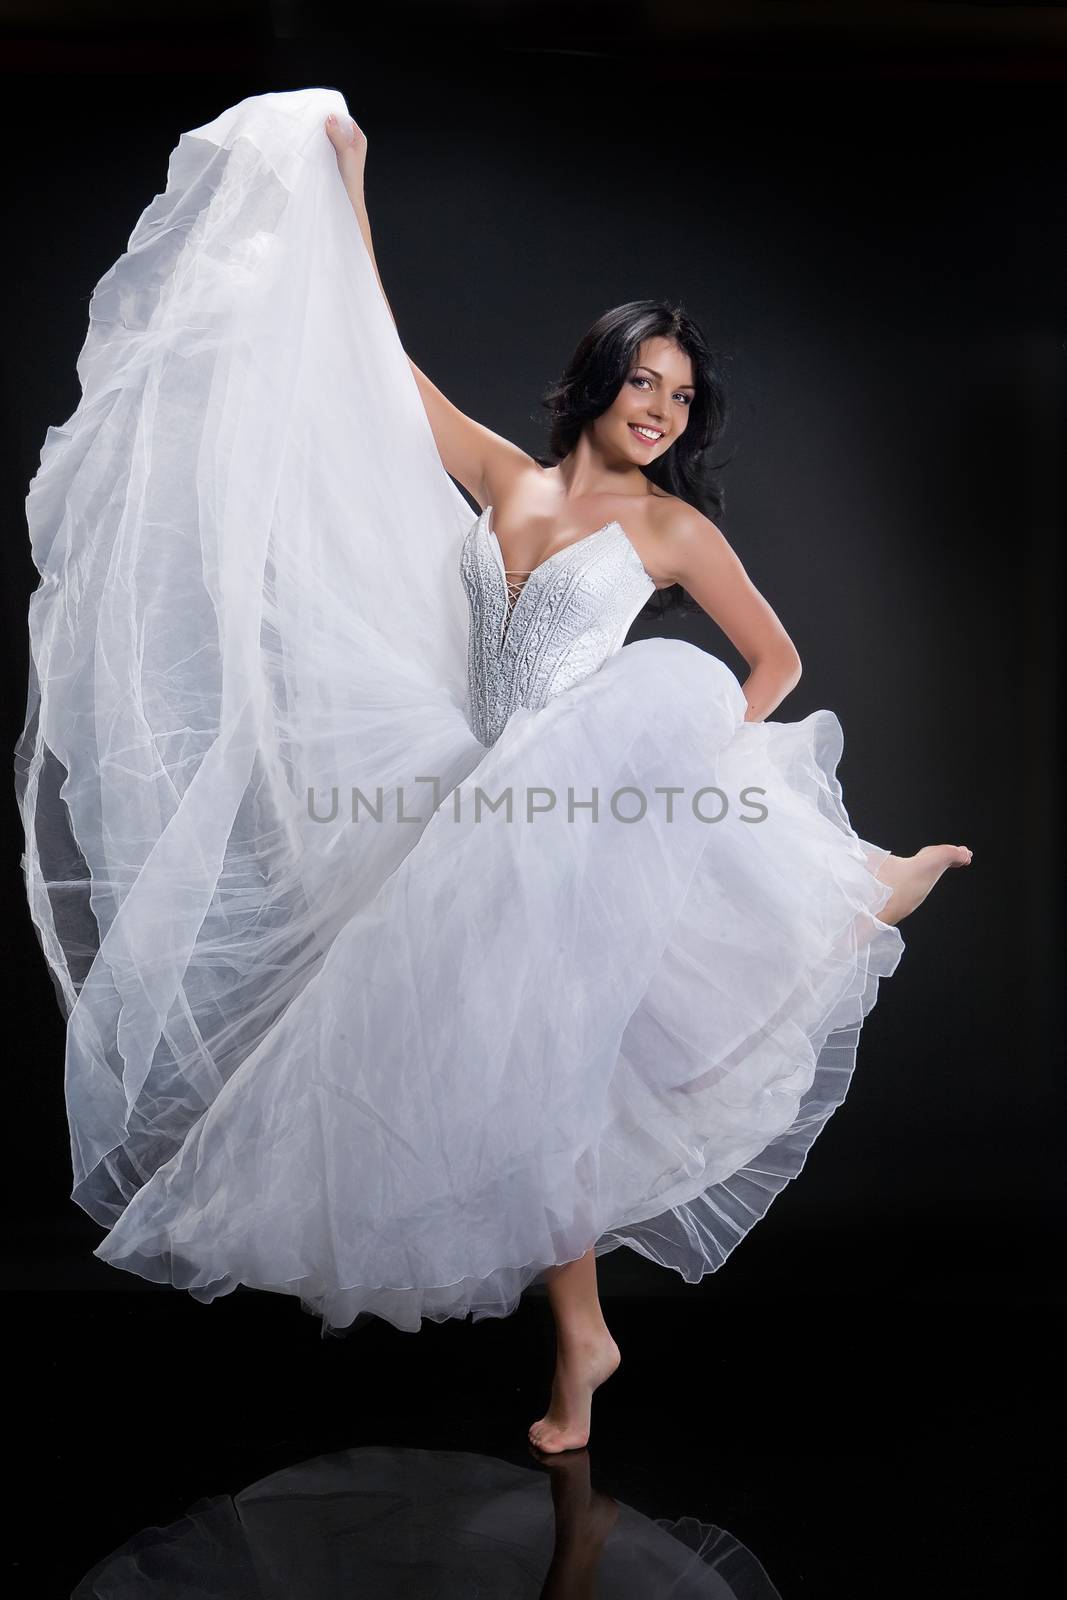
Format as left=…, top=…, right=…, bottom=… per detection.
left=16, top=89, right=971, bottom=1456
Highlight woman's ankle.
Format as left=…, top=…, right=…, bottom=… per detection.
left=556, top=1317, right=613, bottom=1352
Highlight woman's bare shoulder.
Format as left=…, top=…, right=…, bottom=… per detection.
left=644, top=489, right=733, bottom=573
left=647, top=487, right=720, bottom=533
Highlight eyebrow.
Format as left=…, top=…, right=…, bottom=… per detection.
left=636, top=365, right=695, bottom=392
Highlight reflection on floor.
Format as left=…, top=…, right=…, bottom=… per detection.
left=9, top=1226, right=1058, bottom=1596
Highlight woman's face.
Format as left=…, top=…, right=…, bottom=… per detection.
left=597, top=336, right=696, bottom=465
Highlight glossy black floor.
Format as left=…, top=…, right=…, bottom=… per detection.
left=9, top=1217, right=1058, bottom=1597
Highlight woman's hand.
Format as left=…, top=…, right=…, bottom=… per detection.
left=325, top=111, right=367, bottom=189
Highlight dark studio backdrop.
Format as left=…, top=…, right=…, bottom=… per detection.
left=0, top=2, right=1061, bottom=1308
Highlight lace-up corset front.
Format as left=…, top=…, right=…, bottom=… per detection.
left=459, top=504, right=656, bottom=748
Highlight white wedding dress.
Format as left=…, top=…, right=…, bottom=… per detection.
left=15, top=88, right=904, bottom=1335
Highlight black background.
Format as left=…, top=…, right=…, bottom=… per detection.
left=0, top=5, right=1062, bottom=1595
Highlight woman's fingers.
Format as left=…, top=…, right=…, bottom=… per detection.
left=324, top=113, right=369, bottom=184
left=325, top=112, right=364, bottom=150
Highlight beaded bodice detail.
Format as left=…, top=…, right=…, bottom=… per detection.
left=459, top=505, right=656, bottom=748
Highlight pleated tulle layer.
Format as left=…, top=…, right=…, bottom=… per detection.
left=15, top=87, right=904, bottom=1336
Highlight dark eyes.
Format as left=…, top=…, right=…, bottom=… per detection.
left=630, top=374, right=692, bottom=405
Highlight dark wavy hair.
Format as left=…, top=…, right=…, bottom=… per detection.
left=535, top=299, right=734, bottom=616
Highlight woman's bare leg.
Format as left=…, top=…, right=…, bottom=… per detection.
left=868, top=843, right=973, bottom=926
left=525, top=844, right=973, bottom=1451
left=528, top=1247, right=622, bottom=1455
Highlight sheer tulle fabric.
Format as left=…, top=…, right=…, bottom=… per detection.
left=16, top=88, right=904, bottom=1335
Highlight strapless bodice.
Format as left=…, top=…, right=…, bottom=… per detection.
left=459, top=505, right=656, bottom=747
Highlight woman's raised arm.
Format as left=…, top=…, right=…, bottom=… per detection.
left=324, top=112, right=528, bottom=506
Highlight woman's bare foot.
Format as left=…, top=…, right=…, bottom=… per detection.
left=528, top=1329, right=622, bottom=1454
left=875, top=843, right=973, bottom=925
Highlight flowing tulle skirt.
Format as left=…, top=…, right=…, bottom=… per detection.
left=16, top=87, right=903, bottom=1335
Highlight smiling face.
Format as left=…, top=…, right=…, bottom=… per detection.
left=598, top=335, right=696, bottom=463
